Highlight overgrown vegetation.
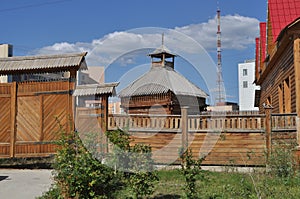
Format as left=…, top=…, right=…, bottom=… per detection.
left=106, top=129, right=159, bottom=198
left=38, top=128, right=158, bottom=199
left=38, top=127, right=300, bottom=199
left=39, top=129, right=122, bottom=199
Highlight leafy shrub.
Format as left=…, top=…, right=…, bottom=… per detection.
left=106, top=129, right=159, bottom=198
left=179, top=147, right=205, bottom=199
left=268, top=143, right=297, bottom=178
left=40, top=129, right=122, bottom=199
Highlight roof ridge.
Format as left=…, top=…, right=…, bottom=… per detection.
left=0, top=52, right=87, bottom=61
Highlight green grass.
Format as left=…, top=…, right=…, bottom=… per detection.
left=114, top=168, right=300, bottom=199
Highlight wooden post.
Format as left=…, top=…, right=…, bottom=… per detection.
left=181, top=106, right=188, bottom=151
left=10, top=82, right=17, bottom=158
left=293, top=38, right=300, bottom=164
left=68, top=69, right=77, bottom=132
left=39, top=95, right=44, bottom=141
left=264, top=104, right=273, bottom=161
left=100, top=95, right=108, bottom=153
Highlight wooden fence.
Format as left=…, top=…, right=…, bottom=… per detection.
left=0, top=81, right=72, bottom=158
left=107, top=109, right=298, bottom=166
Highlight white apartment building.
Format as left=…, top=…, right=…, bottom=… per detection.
left=238, top=60, right=260, bottom=111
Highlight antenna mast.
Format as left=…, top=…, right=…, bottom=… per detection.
left=216, top=7, right=225, bottom=104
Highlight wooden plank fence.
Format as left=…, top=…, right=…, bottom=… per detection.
left=0, top=81, right=72, bottom=158
left=106, top=109, right=298, bottom=166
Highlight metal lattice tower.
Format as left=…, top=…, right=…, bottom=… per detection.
left=216, top=8, right=225, bottom=104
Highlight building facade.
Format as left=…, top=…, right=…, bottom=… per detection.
left=238, top=60, right=260, bottom=111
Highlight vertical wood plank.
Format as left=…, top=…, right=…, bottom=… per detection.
left=294, top=38, right=300, bottom=148
left=100, top=95, right=108, bottom=153
left=10, top=82, right=17, bottom=158
left=40, top=95, right=44, bottom=141
left=264, top=105, right=273, bottom=161
left=181, top=107, right=188, bottom=151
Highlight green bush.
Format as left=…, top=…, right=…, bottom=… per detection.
left=268, top=143, right=297, bottom=178
left=106, top=129, right=159, bottom=199
left=39, top=130, right=122, bottom=199
left=179, top=148, right=205, bottom=199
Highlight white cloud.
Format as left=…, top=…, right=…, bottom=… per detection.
left=31, top=14, right=259, bottom=66
left=175, top=14, right=259, bottom=50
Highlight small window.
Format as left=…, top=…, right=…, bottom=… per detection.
left=243, top=69, right=248, bottom=76
left=243, top=81, right=248, bottom=88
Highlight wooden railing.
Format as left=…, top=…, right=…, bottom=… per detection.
left=108, top=113, right=268, bottom=132
left=108, top=113, right=298, bottom=133
left=188, top=114, right=265, bottom=132
left=271, top=113, right=297, bottom=131
left=108, top=114, right=181, bottom=132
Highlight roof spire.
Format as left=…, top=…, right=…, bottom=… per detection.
left=162, top=33, right=164, bottom=46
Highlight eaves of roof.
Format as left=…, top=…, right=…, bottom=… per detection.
left=0, top=52, right=87, bottom=75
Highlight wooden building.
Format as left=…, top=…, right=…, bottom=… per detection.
left=119, top=44, right=207, bottom=115
left=0, top=52, right=87, bottom=158
left=255, top=0, right=300, bottom=158
left=255, top=0, right=300, bottom=115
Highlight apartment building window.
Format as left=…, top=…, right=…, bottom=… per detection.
left=243, top=69, right=248, bottom=76
left=243, top=81, right=248, bottom=88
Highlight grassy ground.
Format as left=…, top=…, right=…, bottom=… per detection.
left=115, top=168, right=300, bottom=199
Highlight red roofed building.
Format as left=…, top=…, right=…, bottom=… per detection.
left=255, top=0, right=300, bottom=161
left=255, top=0, right=300, bottom=113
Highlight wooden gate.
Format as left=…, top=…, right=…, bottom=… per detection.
left=0, top=81, right=72, bottom=158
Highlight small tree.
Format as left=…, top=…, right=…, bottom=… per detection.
left=179, top=147, right=205, bottom=199
left=106, top=129, right=159, bottom=198
left=44, top=129, right=122, bottom=199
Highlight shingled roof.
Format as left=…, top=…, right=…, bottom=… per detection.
left=0, top=52, right=87, bottom=75
left=119, top=66, right=208, bottom=98
left=73, top=82, right=119, bottom=97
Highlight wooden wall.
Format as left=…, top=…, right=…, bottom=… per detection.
left=259, top=40, right=296, bottom=113
left=0, top=81, right=72, bottom=158
left=120, top=92, right=206, bottom=115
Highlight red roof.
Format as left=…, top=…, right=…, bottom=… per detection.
left=269, top=0, right=300, bottom=42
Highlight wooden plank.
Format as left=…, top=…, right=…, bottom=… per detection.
left=10, top=82, right=17, bottom=158
left=40, top=95, right=44, bottom=141
left=16, top=96, right=40, bottom=141
left=0, top=98, right=11, bottom=143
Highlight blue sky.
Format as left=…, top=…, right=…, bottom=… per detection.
left=0, top=0, right=268, bottom=104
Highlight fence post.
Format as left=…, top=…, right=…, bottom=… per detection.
left=181, top=106, right=188, bottom=151
left=10, top=82, right=17, bottom=158
left=264, top=104, right=273, bottom=161
left=294, top=117, right=300, bottom=167
left=100, top=95, right=108, bottom=153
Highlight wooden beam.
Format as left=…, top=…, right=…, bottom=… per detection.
left=10, top=82, right=17, bottom=158
left=294, top=38, right=300, bottom=147
left=39, top=95, right=44, bottom=141
left=181, top=106, right=188, bottom=151
left=264, top=105, right=273, bottom=162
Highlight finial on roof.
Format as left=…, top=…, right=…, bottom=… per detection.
left=162, top=33, right=164, bottom=46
